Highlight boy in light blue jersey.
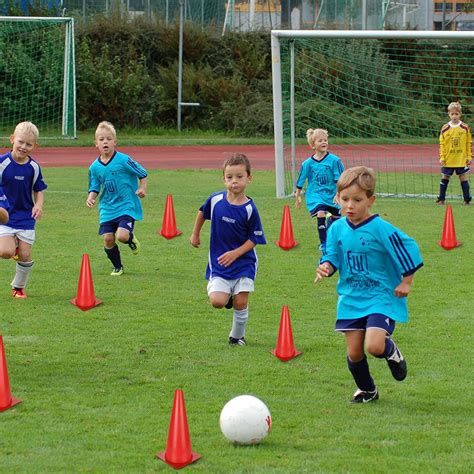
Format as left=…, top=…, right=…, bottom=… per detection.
left=0, top=121, right=47, bottom=299
left=87, top=121, right=147, bottom=276
left=295, top=128, right=344, bottom=253
left=316, top=166, right=423, bottom=404
left=190, top=153, right=266, bottom=346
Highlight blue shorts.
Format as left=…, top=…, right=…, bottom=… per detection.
left=441, top=166, right=470, bottom=176
left=335, top=314, right=395, bottom=336
left=99, top=215, right=135, bottom=235
left=310, top=204, right=341, bottom=218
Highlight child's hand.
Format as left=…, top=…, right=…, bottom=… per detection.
left=190, top=233, right=200, bottom=248
left=439, top=159, right=445, bottom=166
left=32, top=205, right=43, bottom=220
left=295, top=196, right=301, bottom=209
left=394, top=281, right=411, bottom=297
left=218, top=250, right=238, bottom=267
left=136, top=187, right=146, bottom=198
left=86, top=197, right=96, bottom=208
left=314, top=262, right=332, bottom=283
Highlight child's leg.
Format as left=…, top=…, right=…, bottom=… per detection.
left=460, top=173, right=471, bottom=203
left=116, top=218, right=140, bottom=254
left=11, top=240, right=34, bottom=294
left=345, top=330, right=376, bottom=392
left=103, top=233, right=123, bottom=270
left=315, top=210, right=327, bottom=246
left=209, top=291, right=231, bottom=309
left=0, top=235, right=17, bottom=259
left=437, top=174, right=450, bottom=202
left=229, top=292, right=249, bottom=341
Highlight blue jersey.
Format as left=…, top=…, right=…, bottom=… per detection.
left=321, top=215, right=423, bottom=323
left=200, top=191, right=266, bottom=281
left=0, top=185, right=10, bottom=212
left=296, top=152, right=344, bottom=212
left=0, top=152, right=47, bottom=230
left=88, top=151, right=147, bottom=224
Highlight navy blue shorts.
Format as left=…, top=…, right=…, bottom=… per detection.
left=441, top=166, right=470, bottom=176
left=99, top=215, right=135, bottom=235
left=335, top=314, right=395, bottom=336
left=310, top=204, right=341, bottom=218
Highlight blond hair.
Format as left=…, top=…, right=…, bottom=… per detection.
left=337, top=166, right=376, bottom=197
left=95, top=121, right=117, bottom=138
left=223, top=153, right=251, bottom=175
left=13, top=121, right=39, bottom=141
left=306, top=128, right=328, bottom=149
left=447, top=101, right=462, bottom=113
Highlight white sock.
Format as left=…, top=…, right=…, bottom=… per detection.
left=11, top=261, right=34, bottom=289
left=229, top=307, right=248, bottom=339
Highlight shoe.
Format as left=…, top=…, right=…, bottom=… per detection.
left=435, top=198, right=445, bottom=205
left=11, top=288, right=27, bottom=299
left=225, top=295, right=233, bottom=309
left=464, top=197, right=471, bottom=205
left=128, top=235, right=141, bottom=255
left=110, top=266, right=124, bottom=276
left=11, top=247, right=19, bottom=261
left=229, top=336, right=246, bottom=346
left=386, top=347, right=407, bottom=381
left=350, top=388, right=379, bottom=404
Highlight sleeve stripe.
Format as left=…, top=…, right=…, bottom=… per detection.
left=127, top=158, right=147, bottom=177
left=389, top=232, right=415, bottom=272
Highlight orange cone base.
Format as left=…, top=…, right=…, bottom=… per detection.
left=0, top=396, right=22, bottom=413
left=159, top=229, right=183, bottom=240
left=70, top=298, right=102, bottom=311
left=274, top=240, right=298, bottom=251
left=437, top=240, right=462, bottom=250
left=156, top=451, right=201, bottom=469
left=270, top=348, right=302, bottom=362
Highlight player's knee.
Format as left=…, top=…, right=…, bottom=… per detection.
left=366, top=340, right=384, bottom=357
left=0, top=248, right=15, bottom=259
left=209, top=295, right=225, bottom=309
left=103, top=235, right=116, bottom=247
left=347, top=348, right=365, bottom=362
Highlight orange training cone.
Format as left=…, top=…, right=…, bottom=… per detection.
left=156, top=389, right=201, bottom=469
left=275, top=204, right=298, bottom=250
left=271, top=306, right=302, bottom=362
left=0, top=335, right=22, bottom=412
left=159, top=194, right=182, bottom=239
left=70, top=254, right=102, bottom=311
left=438, top=205, right=461, bottom=250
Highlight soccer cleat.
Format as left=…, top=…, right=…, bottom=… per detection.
left=225, top=295, right=233, bottom=309
left=110, top=266, right=124, bottom=276
left=229, top=336, right=246, bottom=346
left=11, top=288, right=27, bottom=299
left=464, top=197, right=471, bottom=206
left=386, top=347, right=407, bottom=381
left=128, top=235, right=141, bottom=255
left=435, top=198, right=445, bottom=205
left=11, top=247, right=19, bottom=261
left=350, top=388, right=379, bottom=404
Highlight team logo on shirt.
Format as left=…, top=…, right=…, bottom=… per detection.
left=347, top=251, right=369, bottom=276
left=222, top=216, right=236, bottom=224
left=14, top=176, right=25, bottom=180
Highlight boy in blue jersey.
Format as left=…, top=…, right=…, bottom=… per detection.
left=190, top=153, right=266, bottom=346
left=316, top=166, right=423, bottom=404
left=0, top=122, right=47, bottom=298
left=0, top=186, right=9, bottom=224
left=295, top=128, right=344, bottom=254
left=87, top=121, right=148, bottom=276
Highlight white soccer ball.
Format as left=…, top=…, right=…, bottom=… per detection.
left=219, top=395, right=272, bottom=445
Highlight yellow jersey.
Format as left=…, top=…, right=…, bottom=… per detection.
left=439, top=121, right=472, bottom=167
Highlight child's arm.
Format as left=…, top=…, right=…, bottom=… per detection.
left=136, top=177, right=147, bottom=198
left=295, top=188, right=302, bottom=209
left=217, top=239, right=256, bottom=268
left=467, top=128, right=472, bottom=165
left=439, top=128, right=446, bottom=166
left=190, top=210, right=205, bottom=248
left=314, top=261, right=335, bottom=283
left=32, top=191, right=44, bottom=220
left=394, top=274, right=414, bottom=297
left=86, top=191, right=99, bottom=208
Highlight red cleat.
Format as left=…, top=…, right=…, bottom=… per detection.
left=11, top=288, right=27, bottom=299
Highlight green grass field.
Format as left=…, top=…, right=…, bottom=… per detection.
left=0, top=168, right=472, bottom=472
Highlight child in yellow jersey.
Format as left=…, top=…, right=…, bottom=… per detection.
left=437, top=101, right=472, bottom=205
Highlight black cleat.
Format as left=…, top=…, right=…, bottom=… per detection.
left=435, top=198, right=445, bottom=205
left=350, top=388, right=379, bottom=404
left=386, top=347, right=407, bottom=381
left=229, top=336, right=246, bottom=346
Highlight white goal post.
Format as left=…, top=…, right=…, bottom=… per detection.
left=272, top=30, right=474, bottom=199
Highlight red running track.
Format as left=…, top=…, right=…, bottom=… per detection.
left=1, top=144, right=438, bottom=173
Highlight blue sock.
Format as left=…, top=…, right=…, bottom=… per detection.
left=104, top=245, right=122, bottom=269
left=347, top=356, right=376, bottom=392
left=438, top=178, right=449, bottom=200
left=317, top=217, right=327, bottom=245
left=374, top=338, right=395, bottom=359
left=461, top=181, right=471, bottom=202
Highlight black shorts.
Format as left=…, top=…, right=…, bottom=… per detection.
left=441, top=166, right=470, bottom=176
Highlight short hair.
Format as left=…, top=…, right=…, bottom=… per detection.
left=306, top=128, right=328, bottom=148
left=95, top=121, right=117, bottom=138
left=223, top=153, right=251, bottom=175
left=13, top=121, right=39, bottom=141
left=447, top=101, right=462, bottom=113
left=337, top=166, right=376, bottom=197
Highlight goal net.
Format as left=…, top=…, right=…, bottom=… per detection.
left=271, top=30, right=474, bottom=199
left=0, top=17, right=76, bottom=139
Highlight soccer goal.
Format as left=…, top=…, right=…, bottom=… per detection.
left=0, top=17, right=76, bottom=139
left=272, top=30, right=474, bottom=199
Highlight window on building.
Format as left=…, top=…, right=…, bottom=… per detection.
left=435, top=2, right=454, bottom=12
left=456, top=3, right=465, bottom=12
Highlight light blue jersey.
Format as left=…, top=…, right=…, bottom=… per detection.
left=296, top=152, right=344, bottom=212
left=321, top=215, right=423, bottom=323
left=88, top=151, right=147, bottom=224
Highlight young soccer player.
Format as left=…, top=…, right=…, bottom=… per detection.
left=295, top=128, right=344, bottom=253
left=86, top=121, right=148, bottom=276
left=190, top=153, right=266, bottom=346
left=0, top=121, right=47, bottom=298
left=436, top=101, right=472, bottom=205
left=315, top=166, right=423, bottom=404
left=0, top=186, right=9, bottom=224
